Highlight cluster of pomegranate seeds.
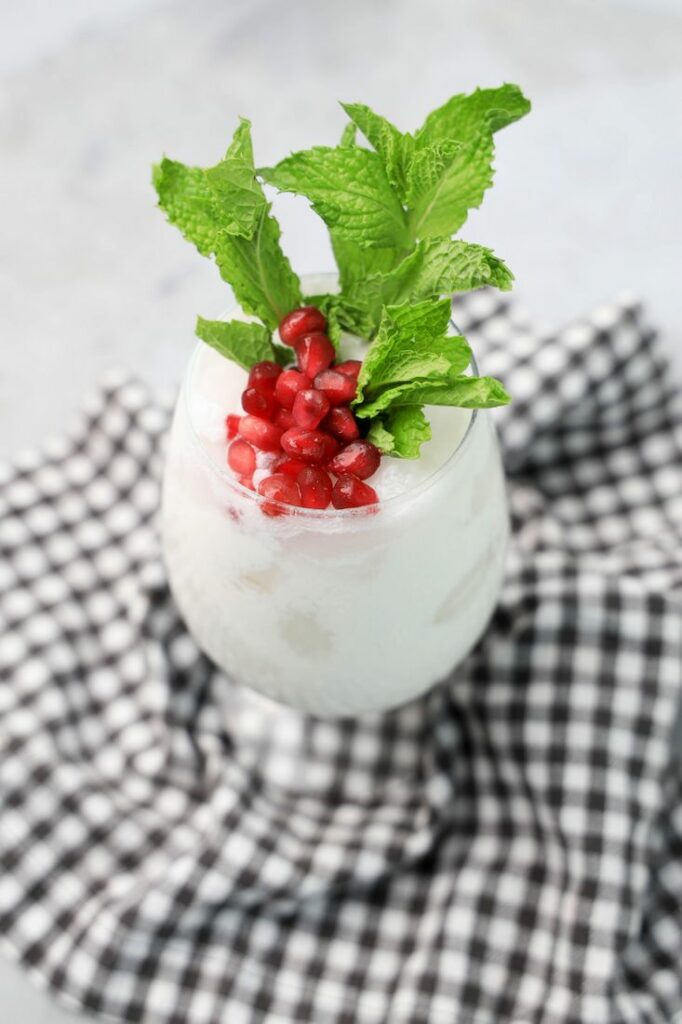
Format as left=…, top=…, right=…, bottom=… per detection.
left=224, top=305, right=381, bottom=514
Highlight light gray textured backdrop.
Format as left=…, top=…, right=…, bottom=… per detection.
left=1, top=1, right=681, bottom=1020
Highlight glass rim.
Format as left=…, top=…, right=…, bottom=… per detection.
left=182, top=342, right=481, bottom=520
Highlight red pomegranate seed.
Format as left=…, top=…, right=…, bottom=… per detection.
left=257, top=473, right=302, bottom=506
left=313, top=368, right=357, bottom=406
left=331, top=474, right=379, bottom=509
left=240, top=475, right=255, bottom=491
left=321, top=433, right=340, bottom=462
left=281, top=427, right=329, bottom=464
left=227, top=438, right=257, bottom=476
left=329, top=440, right=381, bottom=480
left=239, top=415, right=283, bottom=453
left=335, top=360, right=362, bottom=380
left=241, top=386, right=276, bottom=419
left=279, top=306, right=327, bottom=346
left=296, top=333, right=335, bottom=379
left=226, top=414, right=241, bottom=440
left=292, top=388, right=330, bottom=430
left=272, top=455, right=308, bottom=478
left=298, top=467, right=332, bottom=509
left=323, top=406, right=360, bottom=442
left=274, top=408, right=296, bottom=431
left=275, top=368, right=308, bottom=410
left=248, top=360, right=282, bottom=396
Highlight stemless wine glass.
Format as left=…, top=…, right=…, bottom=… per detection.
left=162, top=275, right=509, bottom=716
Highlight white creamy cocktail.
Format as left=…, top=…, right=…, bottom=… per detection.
left=162, top=282, right=509, bottom=716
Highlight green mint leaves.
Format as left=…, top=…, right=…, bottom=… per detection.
left=154, top=85, right=528, bottom=461
left=367, top=406, right=432, bottom=459
left=153, top=119, right=301, bottom=331
left=213, top=210, right=301, bottom=331
left=416, top=85, right=531, bottom=144
left=262, top=83, right=529, bottom=256
left=195, top=317, right=286, bottom=370
left=352, top=299, right=509, bottom=457
left=260, top=146, right=410, bottom=250
left=343, top=238, right=513, bottom=336
left=340, top=103, right=413, bottom=198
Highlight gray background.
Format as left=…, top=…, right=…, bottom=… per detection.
left=1, top=0, right=681, bottom=1019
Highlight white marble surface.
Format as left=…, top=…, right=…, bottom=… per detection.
left=1, top=1, right=681, bottom=1020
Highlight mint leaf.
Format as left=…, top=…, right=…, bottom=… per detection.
left=339, top=122, right=357, bottom=147
left=330, top=113, right=406, bottom=289
left=340, top=102, right=414, bottom=197
left=403, top=238, right=513, bottom=293
left=403, top=85, right=530, bottom=239
left=360, top=374, right=511, bottom=418
left=153, top=159, right=223, bottom=256
left=154, top=121, right=301, bottom=331
left=365, top=419, right=395, bottom=454
left=223, top=116, right=255, bottom=162
left=195, top=317, right=275, bottom=370
left=368, top=406, right=432, bottom=458
left=355, top=298, right=471, bottom=405
left=345, top=238, right=512, bottom=332
left=261, top=146, right=410, bottom=250
left=416, top=84, right=531, bottom=146
left=153, top=120, right=266, bottom=248
left=203, top=121, right=267, bottom=238
left=406, top=131, right=495, bottom=238
left=304, top=292, right=377, bottom=344
left=215, top=207, right=302, bottom=331
left=331, top=234, right=402, bottom=291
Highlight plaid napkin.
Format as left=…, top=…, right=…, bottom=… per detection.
left=1, top=294, right=681, bottom=1024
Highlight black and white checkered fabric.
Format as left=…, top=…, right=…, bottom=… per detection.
left=1, top=294, right=681, bottom=1024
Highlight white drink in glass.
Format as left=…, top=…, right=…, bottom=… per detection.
left=162, top=276, right=509, bottom=716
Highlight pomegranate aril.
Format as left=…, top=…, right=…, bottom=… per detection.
left=321, top=432, right=341, bottom=462
left=331, top=474, right=378, bottom=509
left=257, top=473, right=302, bottom=506
left=272, top=455, right=308, bottom=478
left=296, top=333, right=335, bottom=379
left=298, top=467, right=332, bottom=509
left=274, top=408, right=296, bottom=431
left=323, top=406, right=360, bottom=442
left=279, top=306, right=327, bottom=346
left=313, top=368, right=357, bottom=406
left=248, top=360, right=281, bottom=396
left=226, top=414, right=241, bottom=440
left=227, top=438, right=256, bottom=476
left=241, top=386, right=276, bottom=419
left=292, top=388, right=330, bottom=430
left=328, top=440, right=381, bottom=480
left=239, top=415, right=283, bottom=453
left=335, top=359, right=362, bottom=380
left=275, top=368, right=308, bottom=410
left=281, top=427, right=329, bottom=464
left=239, top=474, right=255, bottom=491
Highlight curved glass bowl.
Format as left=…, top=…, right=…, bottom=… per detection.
left=161, top=276, right=509, bottom=716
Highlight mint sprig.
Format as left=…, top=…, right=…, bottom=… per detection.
left=352, top=299, right=509, bottom=456
left=153, top=119, right=301, bottom=335
left=154, top=85, right=528, bottom=460
left=262, top=84, right=530, bottom=259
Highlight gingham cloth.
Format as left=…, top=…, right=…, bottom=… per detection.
left=1, top=293, right=681, bottom=1024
